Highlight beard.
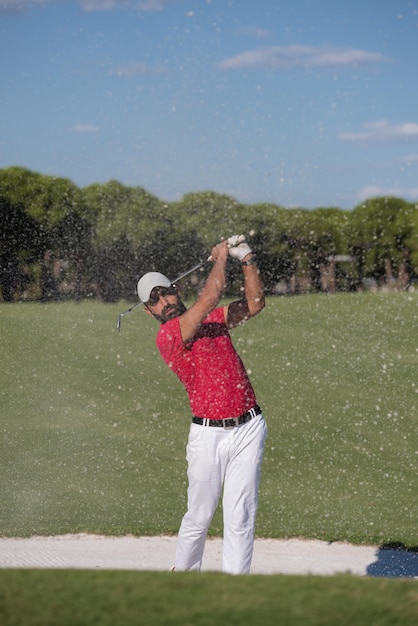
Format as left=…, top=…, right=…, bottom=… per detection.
left=153, top=298, right=187, bottom=324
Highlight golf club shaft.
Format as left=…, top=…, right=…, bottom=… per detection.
left=171, top=259, right=208, bottom=283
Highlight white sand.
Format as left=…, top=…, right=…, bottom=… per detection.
left=1, top=535, right=417, bottom=577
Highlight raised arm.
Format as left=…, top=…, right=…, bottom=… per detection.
left=225, top=239, right=265, bottom=329
left=179, top=241, right=229, bottom=343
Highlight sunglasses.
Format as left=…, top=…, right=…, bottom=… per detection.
left=146, top=285, right=177, bottom=306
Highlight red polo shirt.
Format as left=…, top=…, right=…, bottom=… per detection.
left=156, top=307, right=256, bottom=419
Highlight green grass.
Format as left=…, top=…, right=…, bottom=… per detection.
left=0, top=292, right=417, bottom=544
left=0, top=570, right=417, bottom=626
left=1, top=293, right=417, bottom=625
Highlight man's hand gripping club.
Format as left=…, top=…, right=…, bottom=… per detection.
left=226, top=234, right=252, bottom=262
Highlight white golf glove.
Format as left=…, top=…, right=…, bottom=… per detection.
left=227, top=234, right=252, bottom=261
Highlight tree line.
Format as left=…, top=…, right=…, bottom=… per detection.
left=1, top=166, right=417, bottom=302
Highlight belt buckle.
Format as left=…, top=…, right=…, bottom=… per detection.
left=248, top=407, right=257, bottom=420
left=222, top=417, right=238, bottom=429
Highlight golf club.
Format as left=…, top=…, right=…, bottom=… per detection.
left=115, top=235, right=246, bottom=332
left=116, top=258, right=208, bottom=332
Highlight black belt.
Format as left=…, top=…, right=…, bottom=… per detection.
left=192, top=405, right=262, bottom=428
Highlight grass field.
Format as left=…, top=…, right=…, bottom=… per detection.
left=1, top=570, right=417, bottom=626
left=1, top=292, right=417, bottom=544
left=1, top=292, right=417, bottom=625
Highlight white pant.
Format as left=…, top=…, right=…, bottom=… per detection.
left=175, top=413, right=267, bottom=574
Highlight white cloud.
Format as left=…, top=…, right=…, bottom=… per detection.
left=77, top=0, right=175, bottom=11
left=399, top=153, right=418, bottom=164
left=69, top=124, right=100, bottom=134
left=0, top=0, right=175, bottom=13
left=0, top=0, right=53, bottom=15
left=77, top=0, right=118, bottom=10
left=339, top=120, right=418, bottom=143
left=358, top=185, right=418, bottom=201
left=217, top=45, right=385, bottom=71
left=136, top=0, right=174, bottom=9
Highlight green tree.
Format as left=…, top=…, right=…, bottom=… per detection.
left=51, top=212, right=94, bottom=300
left=3, top=165, right=418, bottom=301
left=303, top=208, right=351, bottom=292
left=234, top=202, right=289, bottom=292
left=0, top=196, right=40, bottom=300
left=83, top=181, right=177, bottom=300
left=0, top=167, right=91, bottom=300
left=277, top=208, right=314, bottom=293
left=83, top=180, right=168, bottom=249
left=173, top=191, right=247, bottom=248
left=349, top=196, right=416, bottom=288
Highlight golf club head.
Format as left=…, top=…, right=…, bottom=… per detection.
left=116, top=301, right=142, bottom=333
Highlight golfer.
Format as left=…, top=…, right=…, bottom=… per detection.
left=136, top=236, right=267, bottom=574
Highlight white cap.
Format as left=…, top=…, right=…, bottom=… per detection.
left=137, top=272, right=171, bottom=303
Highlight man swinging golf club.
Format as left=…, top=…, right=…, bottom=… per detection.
left=136, top=235, right=267, bottom=574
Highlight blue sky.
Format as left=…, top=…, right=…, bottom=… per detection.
left=1, top=0, right=418, bottom=209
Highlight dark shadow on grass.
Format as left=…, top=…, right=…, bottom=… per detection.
left=367, top=543, right=418, bottom=578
